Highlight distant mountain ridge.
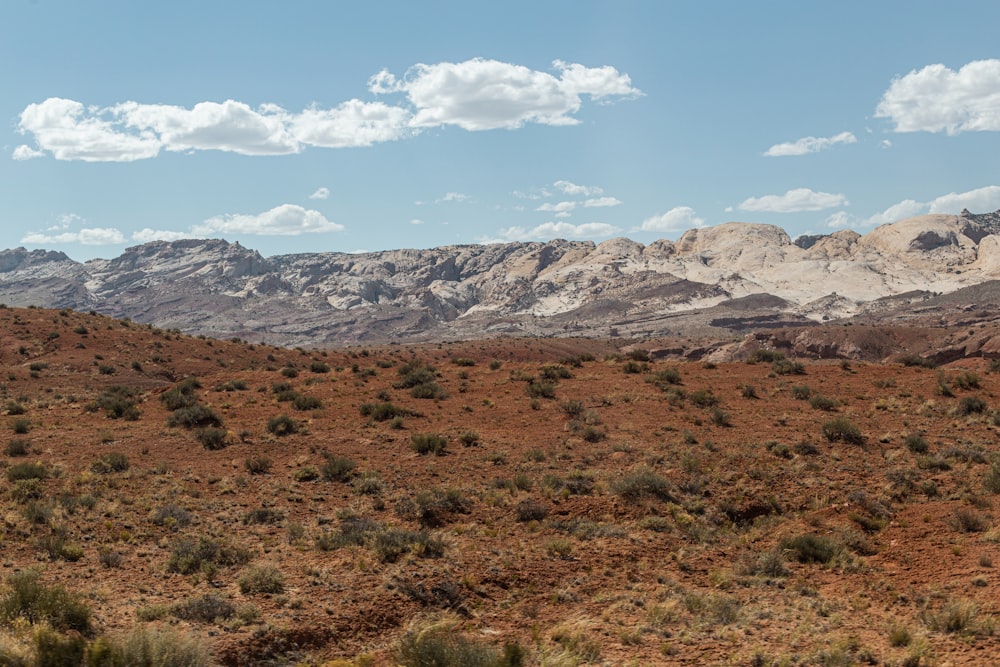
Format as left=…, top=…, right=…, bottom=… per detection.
left=3, top=210, right=1000, bottom=346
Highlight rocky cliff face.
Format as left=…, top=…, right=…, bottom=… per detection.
left=3, top=211, right=1000, bottom=346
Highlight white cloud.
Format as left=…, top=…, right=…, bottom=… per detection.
left=376, top=58, right=641, bottom=131
left=17, top=59, right=639, bottom=161
left=512, top=188, right=551, bottom=200
left=927, top=185, right=1000, bottom=213
left=864, top=199, right=927, bottom=227
left=21, top=227, right=126, bottom=245
left=409, top=219, right=424, bottom=225
left=875, top=59, right=1000, bottom=134
left=881, top=139, right=892, bottom=148
left=496, top=221, right=621, bottom=241
left=553, top=180, right=602, bottom=196
left=193, top=204, right=344, bottom=236
left=288, top=99, right=413, bottom=148
left=309, top=187, right=330, bottom=200
left=737, top=188, right=848, bottom=213
left=637, top=206, right=705, bottom=232
left=12, top=145, right=44, bottom=160
left=763, top=131, right=857, bottom=157
left=583, top=196, right=622, bottom=208
left=131, top=228, right=198, bottom=243
left=536, top=201, right=576, bottom=213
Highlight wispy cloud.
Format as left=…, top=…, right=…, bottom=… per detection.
left=309, top=187, right=330, bottom=200
left=764, top=131, right=857, bottom=157
left=553, top=180, right=603, bottom=196
left=22, top=227, right=125, bottom=246
left=736, top=188, right=848, bottom=213
left=495, top=221, right=621, bottom=241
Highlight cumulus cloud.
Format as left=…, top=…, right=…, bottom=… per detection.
left=374, top=58, right=641, bottom=131
left=763, top=131, right=857, bottom=157
left=15, top=59, right=639, bottom=161
left=825, top=185, right=1000, bottom=230
left=12, top=145, right=44, bottom=160
left=193, top=204, right=344, bottom=236
left=875, top=59, right=1000, bottom=134
left=309, top=187, right=330, bottom=200
left=737, top=188, right=848, bottom=213
left=437, top=192, right=471, bottom=203
left=496, top=221, right=622, bottom=241
left=536, top=201, right=576, bottom=214
left=637, top=207, right=705, bottom=232
left=583, top=196, right=622, bottom=208
left=21, top=227, right=126, bottom=245
left=553, top=180, right=602, bottom=196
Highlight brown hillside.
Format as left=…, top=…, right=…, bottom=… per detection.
left=0, top=306, right=998, bottom=665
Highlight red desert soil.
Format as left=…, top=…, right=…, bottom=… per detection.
left=0, top=307, right=998, bottom=665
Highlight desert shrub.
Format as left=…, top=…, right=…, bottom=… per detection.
left=309, top=361, right=330, bottom=373
left=151, top=504, right=192, bottom=529
left=459, top=430, right=480, bottom=447
left=451, top=357, right=476, bottom=367
left=5, top=438, right=30, bottom=457
left=952, top=371, right=980, bottom=390
left=11, top=479, right=44, bottom=502
left=749, top=349, right=785, bottom=363
left=94, top=386, right=140, bottom=420
left=622, top=361, right=648, bottom=374
left=36, top=527, right=83, bottom=562
left=984, top=461, right=1000, bottom=494
left=238, top=565, right=285, bottom=595
left=0, top=569, right=91, bottom=633
left=410, top=382, right=447, bottom=399
left=166, top=536, right=251, bottom=575
left=648, top=368, right=683, bottom=390
left=91, top=452, right=130, bottom=474
left=292, top=394, right=322, bottom=410
left=539, top=364, right=573, bottom=381
left=780, top=534, right=840, bottom=564
left=11, top=419, right=30, bottom=435
left=320, top=454, right=357, bottom=482
left=772, top=359, right=805, bottom=375
left=791, top=385, right=812, bottom=400
left=957, top=396, right=988, bottom=415
left=921, top=598, right=994, bottom=635
left=952, top=507, right=989, bottom=533
left=167, top=405, right=222, bottom=429
left=394, top=620, right=511, bottom=667
left=266, top=414, right=298, bottom=436
left=8, top=461, right=47, bottom=481
left=160, top=378, right=201, bottom=410
left=710, top=408, right=731, bottom=427
left=280, top=366, right=299, bottom=378
left=245, top=456, right=272, bottom=475
left=822, top=417, right=864, bottom=444
left=397, top=488, right=472, bottom=528
left=688, top=389, right=718, bottom=408
left=411, top=433, right=447, bottom=455
left=809, top=395, right=837, bottom=411
left=904, top=433, right=928, bottom=453
left=242, top=508, right=285, bottom=525
left=514, top=498, right=549, bottom=522
left=5, top=401, right=26, bottom=416
left=900, top=354, right=936, bottom=368
left=396, top=360, right=437, bottom=388
left=737, top=548, right=789, bottom=577
left=195, top=427, right=228, bottom=450
left=114, top=626, right=210, bottom=667
left=525, top=380, right=556, bottom=399
left=294, top=465, right=320, bottom=482
left=359, top=401, right=412, bottom=422
left=353, top=472, right=386, bottom=496
left=741, top=384, right=758, bottom=399
left=171, top=593, right=234, bottom=624
left=613, top=468, right=675, bottom=502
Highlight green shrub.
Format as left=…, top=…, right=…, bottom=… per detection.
left=280, top=366, right=299, bottom=378
left=321, top=455, right=357, bottom=482
left=11, top=418, right=30, bottom=435
left=160, top=378, right=201, bottom=410
left=822, top=417, right=863, bottom=444
left=904, top=433, right=928, bottom=453
left=237, top=565, right=285, bottom=595
left=242, top=508, right=285, bottom=525
left=35, top=626, right=86, bottom=666
left=613, top=468, right=675, bottom=502
left=526, top=380, right=556, bottom=399
left=899, top=354, right=936, bottom=368
left=459, top=430, right=480, bottom=447
left=749, top=349, right=785, bottom=363
left=396, top=360, right=437, bottom=388
left=809, top=394, right=837, bottom=411
left=395, top=624, right=511, bottom=667
left=309, top=361, right=330, bottom=373
left=780, top=534, right=840, bottom=564
left=5, top=401, right=26, bottom=416
left=772, top=359, right=805, bottom=375
left=166, top=536, right=251, bottom=575
left=151, top=504, right=192, bottom=529
left=957, top=396, right=988, bottom=415
left=514, top=498, right=549, bottom=522
left=167, top=405, right=222, bottom=429
left=8, top=461, right=47, bottom=481
left=171, top=593, right=234, bottom=623
left=688, top=389, right=718, bottom=408
left=5, top=438, right=30, bottom=457
left=410, top=382, right=447, bottom=399
left=292, top=394, right=322, bottom=410
left=359, top=401, right=413, bottom=422
left=294, top=465, right=320, bottom=482
left=91, top=452, right=130, bottom=474
left=0, top=569, right=91, bottom=633
left=451, top=357, right=476, bottom=367
left=94, top=386, right=140, bottom=421
left=195, top=427, right=228, bottom=450
left=791, top=385, right=812, bottom=400
left=622, top=361, right=648, bottom=374
left=952, top=371, right=980, bottom=390
left=539, top=364, right=572, bottom=380
left=984, top=461, right=1000, bottom=494
left=411, top=433, right=448, bottom=455
left=266, top=414, right=299, bottom=436
left=921, top=598, right=994, bottom=636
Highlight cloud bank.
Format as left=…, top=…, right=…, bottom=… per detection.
left=14, top=59, right=641, bottom=162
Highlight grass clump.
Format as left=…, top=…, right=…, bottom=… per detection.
left=195, top=426, right=228, bottom=450
left=7, top=461, right=47, bottom=481
left=394, top=617, right=517, bottom=667
left=321, top=454, right=357, bottom=482
left=612, top=467, right=675, bottom=502
left=90, top=451, right=130, bottom=474
left=957, top=396, right=988, bottom=415
left=780, top=534, right=840, bottom=564
left=266, top=414, right=299, bottom=436
left=167, top=404, right=222, bottom=429
left=166, top=536, right=251, bottom=575
left=921, top=598, right=995, bottom=636
left=0, top=569, right=91, bottom=633
left=237, top=565, right=285, bottom=595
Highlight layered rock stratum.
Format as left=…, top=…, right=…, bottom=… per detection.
left=3, top=210, right=1000, bottom=349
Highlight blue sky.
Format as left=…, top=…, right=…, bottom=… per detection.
left=3, top=0, right=1000, bottom=261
